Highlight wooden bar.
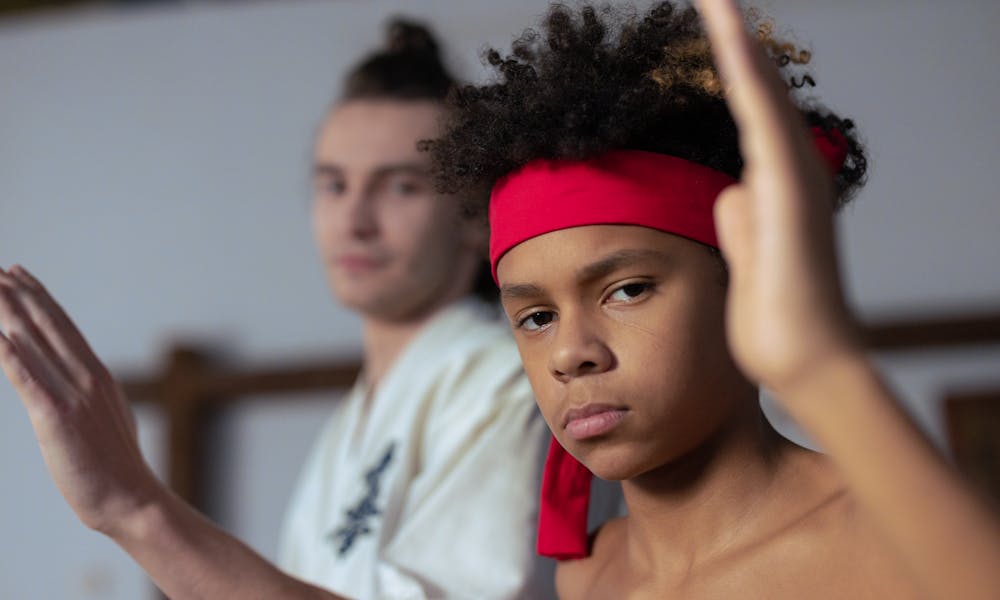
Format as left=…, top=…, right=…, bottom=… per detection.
left=863, top=312, right=1000, bottom=350
left=161, top=347, right=209, bottom=507
left=122, top=358, right=360, bottom=403
left=200, top=362, right=360, bottom=399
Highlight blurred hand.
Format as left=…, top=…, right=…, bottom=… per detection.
left=696, top=0, right=863, bottom=397
left=0, top=265, right=159, bottom=534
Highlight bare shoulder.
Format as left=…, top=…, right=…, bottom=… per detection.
left=555, top=517, right=628, bottom=600
left=754, top=453, right=925, bottom=598
left=824, top=491, right=925, bottom=597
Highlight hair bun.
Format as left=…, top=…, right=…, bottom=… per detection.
left=340, top=16, right=453, bottom=101
left=385, top=19, right=440, bottom=56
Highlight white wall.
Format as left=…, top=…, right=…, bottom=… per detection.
left=1, top=1, right=998, bottom=598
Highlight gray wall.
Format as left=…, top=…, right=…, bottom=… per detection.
left=1, top=1, right=998, bottom=598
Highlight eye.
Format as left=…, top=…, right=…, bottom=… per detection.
left=607, top=282, right=652, bottom=304
left=381, top=174, right=427, bottom=198
left=328, top=180, right=347, bottom=195
left=517, top=311, right=555, bottom=332
left=316, top=177, right=346, bottom=197
left=391, top=180, right=422, bottom=195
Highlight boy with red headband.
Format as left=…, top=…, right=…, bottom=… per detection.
left=429, top=1, right=1000, bottom=598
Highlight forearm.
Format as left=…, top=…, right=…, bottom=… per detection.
left=776, top=351, right=1000, bottom=600
left=110, top=487, right=345, bottom=600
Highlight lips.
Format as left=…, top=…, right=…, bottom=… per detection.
left=563, top=403, right=629, bottom=440
left=335, top=254, right=386, bottom=272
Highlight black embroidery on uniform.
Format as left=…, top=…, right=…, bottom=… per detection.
left=327, top=441, right=396, bottom=557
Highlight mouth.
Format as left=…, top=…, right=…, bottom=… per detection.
left=563, top=403, right=629, bottom=441
left=335, top=254, right=386, bottom=273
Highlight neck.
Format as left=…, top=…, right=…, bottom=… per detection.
left=619, top=399, right=808, bottom=577
left=360, top=295, right=467, bottom=386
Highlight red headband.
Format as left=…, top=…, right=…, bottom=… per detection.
left=490, top=127, right=848, bottom=560
left=490, top=127, right=848, bottom=284
left=489, top=150, right=735, bottom=281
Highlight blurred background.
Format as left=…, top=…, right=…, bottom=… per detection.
left=1, top=0, right=998, bottom=598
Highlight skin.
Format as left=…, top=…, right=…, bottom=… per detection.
left=2, top=1, right=999, bottom=598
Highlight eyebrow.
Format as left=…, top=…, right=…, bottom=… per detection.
left=575, top=248, right=673, bottom=284
left=312, top=162, right=429, bottom=179
left=500, top=282, right=547, bottom=300
left=500, top=248, right=672, bottom=300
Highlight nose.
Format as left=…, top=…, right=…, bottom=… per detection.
left=342, top=190, right=379, bottom=241
left=548, top=312, right=614, bottom=382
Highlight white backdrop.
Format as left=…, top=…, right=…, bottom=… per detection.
left=1, top=1, right=998, bottom=598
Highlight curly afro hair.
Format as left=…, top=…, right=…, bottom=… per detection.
left=427, top=2, right=867, bottom=217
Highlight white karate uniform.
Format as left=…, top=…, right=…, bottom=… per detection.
left=278, top=299, right=552, bottom=599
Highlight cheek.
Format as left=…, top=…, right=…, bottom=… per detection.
left=627, top=311, right=739, bottom=430
left=311, top=204, right=337, bottom=251
left=613, top=301, right=693, bottom=360
left=515, top=342, right=561, bottom=428
left=645, top=280, right=728, bottom=357
left=613, top=297, right=728, bottom=395
left=384, top=201, right=457, bottom=256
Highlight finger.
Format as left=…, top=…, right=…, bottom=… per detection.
left=8, top=265, right=107, bottom=381
left=0, top=328, right=65, bottom=422
left=0, top=269, right=82, bottom=386
left=5, top=267, right=134, bottom=440
left=695, top=0, right=813, bottom=167
left=713, top=184, right=756, bottom=278
left=0, top=272, right=77, bottom=394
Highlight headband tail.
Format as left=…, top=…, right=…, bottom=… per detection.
left=537, top=435, right=592, bottom=560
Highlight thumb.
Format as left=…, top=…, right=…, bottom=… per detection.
left=713, top=184, right=756, bottom=276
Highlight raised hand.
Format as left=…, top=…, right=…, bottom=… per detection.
left=0, top=265, right=159, bottom=534
left=1, top=264, right=343, bottom=599
left=695, top=0, right=861, bottom=396
left=695, top=4, right=1000, bottom=598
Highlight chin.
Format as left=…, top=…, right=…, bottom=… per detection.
left=330, top=281, right=391, bottom=311
left=338, top=290, right=435, bottom=323
left=331, top=289, right=376, bottom=312
left=575, top=440, right=659, bottom=482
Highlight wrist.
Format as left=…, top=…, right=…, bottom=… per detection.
left=97, top=471, right=174, bottom=542
left=766, top=343, right=872, bottom=412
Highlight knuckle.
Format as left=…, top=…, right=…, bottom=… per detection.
left=79, top=372, right=101, bottom=394
left=12, top=362, right=39, bottom=391
left=28, top=276, right=48, bottom=293
left=82, top=367, right=113, bottom=394
left=35, top=310, right=58, bottom=332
